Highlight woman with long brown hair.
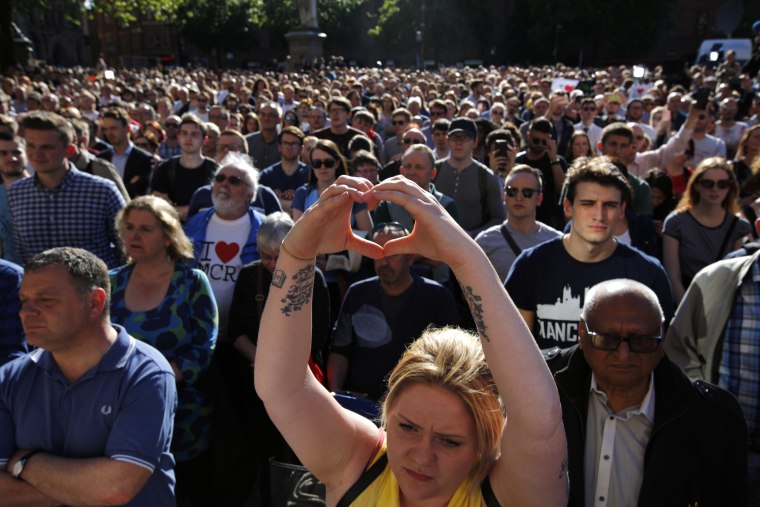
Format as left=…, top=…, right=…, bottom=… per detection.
left=663, top=157, right=752, bottom=302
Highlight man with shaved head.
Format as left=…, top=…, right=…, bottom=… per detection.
left=546, top=278, right=746, bottom=507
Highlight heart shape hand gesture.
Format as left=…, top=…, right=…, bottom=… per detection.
left=282, top=175, right=477, bottom=271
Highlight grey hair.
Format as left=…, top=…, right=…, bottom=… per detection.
left=259, top=100, right=282, bottom=118
left=217, top=152, right=259, bottom=201
left=257, top=212, right=295, bottom=252
left=580, top=279, right=664, bottom=323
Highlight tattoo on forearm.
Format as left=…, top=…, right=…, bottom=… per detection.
left=272, top=269, right=286, bottom=288
left=279, top=264, right=315, bottom=316
left=461, top=284, right=489, bottom=342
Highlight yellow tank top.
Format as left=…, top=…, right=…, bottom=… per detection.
left=345, top=439, right=485, bottom=507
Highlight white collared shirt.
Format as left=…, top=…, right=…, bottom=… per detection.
left=584, top=373, right=655, bottom=507
left=111, top=141, right=134, bottom=179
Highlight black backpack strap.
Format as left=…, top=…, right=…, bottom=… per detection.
left=480, top=475, right=502, bottom=506
left=500, top=224, right=522, bottom=257
left=335, top=452, right=388, bottom=507
left=716, top=215, right=739, bottom=262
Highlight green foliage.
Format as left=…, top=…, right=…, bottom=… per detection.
left=368, top=0, right=496, bottom=63
left=177, top=0, right=364, bottom=57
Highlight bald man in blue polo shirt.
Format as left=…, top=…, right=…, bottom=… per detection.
left=0, top=247, right=177, bottom=506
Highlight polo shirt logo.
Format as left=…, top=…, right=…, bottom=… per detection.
left=101, top=405, right=112, bottom=416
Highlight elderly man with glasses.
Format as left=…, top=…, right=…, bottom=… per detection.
left=546, top=278, right=746, bottom=507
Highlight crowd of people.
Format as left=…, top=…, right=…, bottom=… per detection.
left=0, top=27, right=760, bottom=505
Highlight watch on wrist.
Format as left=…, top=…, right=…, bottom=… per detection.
left=11, top=450, right=40, bottom=479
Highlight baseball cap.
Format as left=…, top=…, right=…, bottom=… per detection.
left=447, top=117, right=476, bottom=138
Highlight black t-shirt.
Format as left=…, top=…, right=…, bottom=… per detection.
left=151, top=157, right=218, bottom=206
left=313, top=126, right=364, bottom=158
left=514, top=151, right=567, bottom=227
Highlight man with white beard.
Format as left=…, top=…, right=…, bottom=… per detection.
left=184, top=152, right=264, bottom=342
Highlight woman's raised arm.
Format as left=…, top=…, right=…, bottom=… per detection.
left=253, top=178, right=384, bottom=495
left=373, top=176, right=568, bottom=507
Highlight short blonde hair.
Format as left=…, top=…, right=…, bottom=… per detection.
left=381, top=327, right=504, bottom=490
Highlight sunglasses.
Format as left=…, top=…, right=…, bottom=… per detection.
left=505, top=187, right=539, bottom=198
left=393, top=120, right=407, bottom=125
left=165, top=123, right=179, bottom=128
left=531, top=138, right=548, bottom=146
left=697, top=178, right=731, bottom=190
left=403, top=138, right=425, bottom=145
left=311, top=158, right=336, bottom=169
left=582, top=106, right=596, bottom=111
left=214, top=173, right=244, bottom=186
left=583, top=321, right=662, bottom=353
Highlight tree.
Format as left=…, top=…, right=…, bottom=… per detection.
left=368, top=0, right=499, bottom=66
left=1, top=0, right=182, bottom=71
left=142, top=0, right=364, bottom=67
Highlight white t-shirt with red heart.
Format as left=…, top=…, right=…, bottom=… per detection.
left=200, top=213, right=251, bottom=339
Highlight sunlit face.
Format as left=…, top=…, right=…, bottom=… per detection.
left=246, top=117, right=259, bottom=133
left=631, top=127, right=648, bottom=153
left=448, top=133, right=474, bottom=161
left=354, top=162, right=379, bottom=184
left=0, top=138, right=25, bottom=176
left=601, top=134, right=631, bottom=160
left=122, top=209, right=170, bottom=262
left=533, top=100, right=549, bottom=117
left=528, top=130, right=550, bottom=156
left=580, top=293, right=663, bottom=396
left=401, top=150, right=435, bottom=189
left=278, top=133, right=302, bottom=162
left=310, top=148, right=338, bottom=183
left=565, top=182, right=625, bottom=246
left=178, top=123, right=204, bottom=155
left=212, top=167, right=253, bottom=216
left=386, top=383, right=479, bottom=506
left=19, top=266, right=94, bottom=352
left=432, top=130, right=448, bottom=150
left=259, top=106, right=280, bottom=130
left=695, top=167, right=731, bottom=207
left=745, top=129, right=760, bottom=152
left=24, top=129, right=68, bottom=175
left=504, top=171, right=542, bottom=219
left=627, top=101, right=643, bottom=121
left=571, top=135, right=591, bottom=159
left=101, top=117, right=128, bottom=146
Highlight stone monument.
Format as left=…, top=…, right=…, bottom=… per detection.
left=286, top=0, right=326, bottom=66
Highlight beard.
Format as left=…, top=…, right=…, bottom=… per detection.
left=212, top=189, right=249, bottom=216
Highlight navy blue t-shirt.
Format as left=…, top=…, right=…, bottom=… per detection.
left=258, top=161, right=309, bottom=204
left=330, top=276, right=459, bottom=400
left=505, top=237, right=674, bottom=349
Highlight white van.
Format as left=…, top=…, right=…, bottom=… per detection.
left=695, top=38, right=753, bottom=69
